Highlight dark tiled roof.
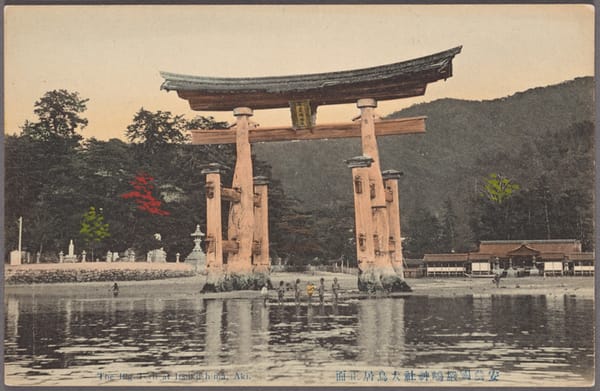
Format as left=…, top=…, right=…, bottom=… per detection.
left=538, top=252, right=566, bottom=260
left=507, top=244, right=541, bottom=256
left=468, top=253, right=494, bottom=261
left=478, top=239, right=581, bottom=256
left=404, top=259, right=424, bottom=268
left=423, top=253, right=469, bottom=263
left=161, top=46, right=462, bottom=111
left=568, top=252, right=595, bottom=261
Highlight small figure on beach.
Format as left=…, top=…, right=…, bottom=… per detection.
left=332, top=277, right=340, bottom=301
left=318, top=278, right=325, bottom=304
left=306, top=282, right=315, bottom=303
left=111, top=282, right=119, bottom=297
left=294, top=279, right=301, bottom=304
left=493, top=273, right=501, bottom=288
left=261, top=285, right=269, bottom=306
left=277, top=281, right=285, bottom=304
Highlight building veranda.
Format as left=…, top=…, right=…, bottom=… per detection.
left=421, top=239, right=594, bottom=278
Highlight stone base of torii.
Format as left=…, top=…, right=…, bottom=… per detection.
left=199, top=99, right=410, bottom=293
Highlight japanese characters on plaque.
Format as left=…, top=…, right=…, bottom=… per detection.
left=289, top=100, right=313, bottom=129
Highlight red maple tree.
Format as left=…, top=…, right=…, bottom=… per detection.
left=121, top=172, right=170, bottom=216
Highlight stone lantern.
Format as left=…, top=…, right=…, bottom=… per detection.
left=185, top=225, right=207, bottom=274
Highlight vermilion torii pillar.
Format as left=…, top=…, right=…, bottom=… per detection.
left=226, top=107, right=255, bottom=274
left=357, top=99, right=391, bottom=267
left=346, top=156, right=376, bottom=267
left=201, top=164, right=224, bottom=286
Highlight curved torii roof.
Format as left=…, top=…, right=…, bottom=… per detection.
left=160, top=46, right=462, bottom=111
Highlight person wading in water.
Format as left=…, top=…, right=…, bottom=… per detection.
left=493, top=273, right=501, bottom=288
left=294, top=279, right=301, bottom=305
left=318, top=278, right=326, bottom=304
left=261, top=285, right=269, bottom=306
left=306, top=282, right=315, bottom=304
left=277, top=281, right=285, bottom=305
left=111, top=282, right=119, bottom=297
left=332, top=277, right=341, bottom=301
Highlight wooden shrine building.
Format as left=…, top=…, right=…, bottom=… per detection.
left=423, top=253, right=469, bottom=277
left=161, top=46, right=462, bottom=291
left=423, top=239, right=594, bottom=278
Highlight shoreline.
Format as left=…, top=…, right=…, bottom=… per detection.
left=4, top=272, right=593, bottom=298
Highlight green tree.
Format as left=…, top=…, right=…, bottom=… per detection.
left=126, top=108, right=189, bottom=147
left=187, top=115, right=228, bottom=131
left=77, top=138, right=137, bottom=252
left=470, top=173, right=521, bottom=241
left=404, top=207, right=444, bottom=258
left=80, top=206, right=110, bottom=260
left=439, top=198, right=458, bottom=252
left=312, top=203, right=356, bottom=263
left=6, top=91, right=89, bottom=258
left=21, top=89, right=88, bottom=142
left=482, top=173, right=520, bottom=204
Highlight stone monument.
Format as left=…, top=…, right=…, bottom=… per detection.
left=64, top=240, right=77, bottom=262
left=147, top=233, right=167, bottom=263
left=125, top=248, right=135, bottom=262
left=9, top=250, right=21, bottom=266
left=185, top=225, right=206, bottom=273
left=147, top=248, right=167, bottom=262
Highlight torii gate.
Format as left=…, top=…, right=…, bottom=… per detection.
left=161, top=46, right=461, bottom=291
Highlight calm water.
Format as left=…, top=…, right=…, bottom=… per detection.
left=4, top=293, right=594, bottom=386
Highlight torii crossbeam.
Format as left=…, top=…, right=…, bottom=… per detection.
left=189, top=116, right=425, bottom=145
left=161, top=46, right=461, bottom=292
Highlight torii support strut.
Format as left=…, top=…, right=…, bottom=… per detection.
left=383, top=169, right=405, bottom=275
left=201, top=164, right=224, bottom=287
left=226, top=108, right=255, bottom=275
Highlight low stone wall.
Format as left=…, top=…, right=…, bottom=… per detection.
left=5, top=262, right=195, bottom=285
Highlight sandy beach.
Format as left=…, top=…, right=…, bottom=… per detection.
left=4, top=271, right=593, bottom=299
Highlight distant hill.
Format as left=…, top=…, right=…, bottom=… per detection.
left=253, top=77, right=594, bottom=220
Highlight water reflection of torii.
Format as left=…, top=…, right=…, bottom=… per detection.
left=160, top=46, right=462, bottom=292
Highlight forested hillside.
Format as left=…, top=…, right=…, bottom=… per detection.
left=254, top=77, right=595, bottom=255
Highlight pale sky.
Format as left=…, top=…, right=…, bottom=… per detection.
left=4, top=5, right=594, bottom=140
